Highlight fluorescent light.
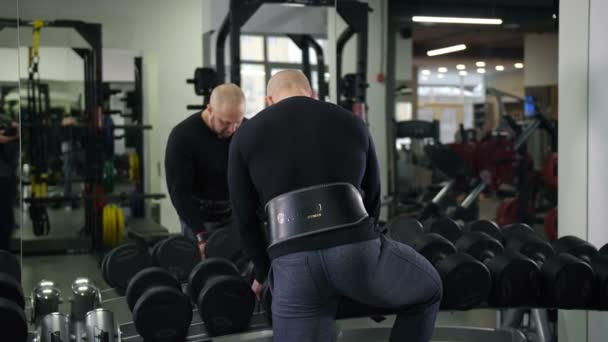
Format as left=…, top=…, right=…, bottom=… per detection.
left=476, top=61, right=486, bottom=67
left=427, top=44, right=466, bottom=57
left=456, top=64, right=466, bottom=70
left=459, top=71, right=468, bottom=76
left=495, top=65, right=505, bottom=71
left=437, top=74, right=445, bottom=79
left=514, top=63, right=524, bottom=69
left=477, top=68, right=486, bottom=74
left=421, top=76, right=429, bottom=81
left=412, top=16, right=503, bottom=25
left=437, top=67, right=448, bottom=73
left=421, top=69, right=431, bottom=75
left=282, top=3, right=306, bottom=7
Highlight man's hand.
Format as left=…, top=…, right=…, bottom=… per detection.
left=198, top=241, right=207, bottom=259
left=251, top=279, right=264, bottom=301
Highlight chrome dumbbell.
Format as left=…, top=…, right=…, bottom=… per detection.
left=70, top=278, right=102, bottom=342
left=31, top=280, right=63, bottom=327
left=39, top=312, right=70, bottom=342
left=86, top=309, right=119, bottom=342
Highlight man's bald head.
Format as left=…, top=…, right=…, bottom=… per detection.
left=206, top=83, right=245, bottom=138
left=266, top=70, right=314, bottom=105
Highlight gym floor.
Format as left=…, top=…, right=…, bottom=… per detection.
left=14, top=196, right=514, bottom=334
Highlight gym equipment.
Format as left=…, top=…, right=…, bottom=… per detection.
left=423, top=217, right=463, bottom=244
left=455, top=231, right=540, bottom=306
left=151, top=235, right=199, bottom=282
left=591, top=256, right=608, bottom=309
left=463, top=219, right=503, bottom=243
left=0, top=255, right=27, bottom=342
left=69, top=278, right=101, bottom=321
left=31, top=280, right=62, bottom=326
left=389, top=218, right=491, bottom=309
left=552, top=235, right=598, bottom=264
left=187, top=67, right=219, bottom=97
left=126, top=267, right=192, bottom=341
left=40, top=312, right=70, bottom=342
left=205, top=226, right=245, bottom=265
left=102, top=160, right=115, bottom=192
left=543, top=207, right=558, bottom=241
left=85, top=309, right=119, bottom=342
left=188, top=258, right=256, bottom=336
left=601, top=243, right=608, bottom=256
left=502, top=225, right=594, bottom=308
left=542, top=153, right=558, bottom=190
left=102, top=243, right=153, bottom=292
left=102, top=204, right=125, bottom=249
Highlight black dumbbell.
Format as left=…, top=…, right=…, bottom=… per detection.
left=150, top=235, right=200, bottom=282
left=389, top=218, right=491, bottom=310
left=423, top=217, right=463, bottom=243
left=102, top=242, right=153, bottom=293
left=455, top=230, right=540, bottom=307
left=463, top=219, right=503, bottom=243
left=188, top=258, right=256, bottom=336
left=599, top=243, right=608, bottom=256
left=205, top=227, right=245, bottom=264
left=0, top=250, right=27, bottom=342
left=591, top=255, right=608, bottom=310
left=501, top=224, right=594, bottom=309
left=126, top=267, right=193, bottom=341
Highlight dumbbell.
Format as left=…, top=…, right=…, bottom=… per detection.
left=69, top=278, right=101, bottom=342
left=39, top=312, right=70, bottom=342
left=187, top=258, right=256, bottom=336
left=463, top=219, right=503, bottom=242
left=205, top=227, right=246, bottom=265
left=389, top=217, right=491, bottom=310
left=0, top=250, right=28, bottom=342
left=551, top=236, right=608, bottom=309
left=501, top=224, right=594, bottom=309
left=423, top=217, right=463, bottom=244
left=85, top=309, right=119, bottom=342
left=126, top=267, right=192, bottom=341
left=600, top=243, right=608, bottom=256
left=150, top=235, right=200, bottom=282
left=30, top=280, right=62, bottom=327
left=455, top=230, right=541, bottom=307
left=102, top=242, right=153, bottom=292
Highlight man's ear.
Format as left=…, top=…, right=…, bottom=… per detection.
left=265, top=96, right=274, bottom=106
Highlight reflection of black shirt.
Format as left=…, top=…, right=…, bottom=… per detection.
left=165, top=113, right=231, bottom=235
left=0, top=115, right=18, bottom=179
left=228, top=96, right=381, bottom=282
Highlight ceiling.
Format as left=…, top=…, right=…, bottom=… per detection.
left=389, top=0, right=558, bottom=62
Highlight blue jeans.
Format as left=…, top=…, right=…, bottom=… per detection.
left=269, top=235, right=442, bottom=342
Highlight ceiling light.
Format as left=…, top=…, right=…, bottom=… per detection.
left=437, top=74, right=445, bottom=79
left=437, top=67, right=448, bottom=73
left=421, top=69, right=431, bottom=75
left=412, top=16, right=503, bottom=25
left=421, top=76, right=429, bottom=81
left=427, top=44, right=467, bottom=57
left=476, top=61, right=486, bottom=67
left=495, top=65, right=505, bottom=71
left=514, top=63, right=524, bottom=69
left=281, top=3, right=306, bottom=7
left=459, top=71, right=468, bottom=76
left=456, top=64, right=466, bottom=70
left=477, top=68, right=486, bottom=74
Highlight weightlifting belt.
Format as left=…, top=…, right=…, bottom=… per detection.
left=265, top=183, right=369, bottom=248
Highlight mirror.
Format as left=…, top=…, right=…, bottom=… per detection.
left=0, top=0, right=22, bottom=292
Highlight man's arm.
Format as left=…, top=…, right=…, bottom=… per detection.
left=360, top=133, right=381, bottom=222
left=164, top=129, right=206, bottom=237
left=228, top=135, right=270, bottom=283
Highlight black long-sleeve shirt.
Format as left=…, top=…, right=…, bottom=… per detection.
left=228, top=96, right=381, bottom=282
left=165, top=113, right=231, bottom=235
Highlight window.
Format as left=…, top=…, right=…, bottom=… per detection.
left=241, top=35, right=264, bottom=62
left=267, top=37, right=302, bottom=64
left=241, top=64, right=266, bottom=118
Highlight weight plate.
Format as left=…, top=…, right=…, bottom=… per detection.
left=387, top=217, right=423, bottom=244
left=126, top=267, right=179, bottom=312
left=541, top=253, right=594, bottom=309
left=591, top=256, right=608, bottom=309
left=552, top=236, right=597, bottom=262
left=0, top=298, right=28, bottom=342
left=424, top=218, right=462, bottom=243
left=198, top=275, right=255, bottom=336
left=205, top=228, right=243, bottom=262
left=600, top=243, right=608, bottom=256
left=155, top=235, right=199, bottom=282
left=188, top=258, right=239, bottom=302
left=486, top=250, right=540, bottom=307
left=0, top=250, right=21, bottom=282
left=101, top=251, right=113, bottom=288
left=435, top=252, right=491, bottom=310
left=464, top=220, right=502, bottom=243
left=455, top=232, right=504, bottom=262
left=412, top=233, right=457, bottom=265
left=133, top=286, right=192, bottom=341
left=105, top=243, right=153, bottom=292
left=0, top=273, right=25, bottom=309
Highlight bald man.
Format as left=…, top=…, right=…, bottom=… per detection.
left=228, top=70, right=441, bottom=342
left=165, top=84, right=245, bottom=256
